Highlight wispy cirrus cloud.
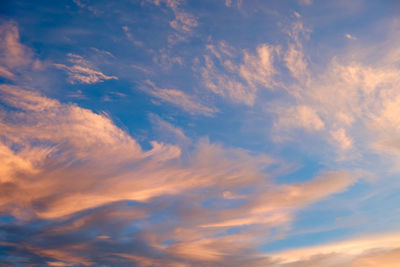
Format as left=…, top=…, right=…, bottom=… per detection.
left=0, top=21, right=42, bottom=81
left=148, top=113, right=190, bottom=145
left=146, top=0, right=198, bottom=44
left=199, top=41, right=279, bottom=106
left=72, top=0, right=101, bottom=15
left=122, top=25, right=144, bottom=47
left=140, top=80, right=217, bottom=116
left=198, top=20, right=310, bottom=107
left=54, top=53, right=118, bottom=84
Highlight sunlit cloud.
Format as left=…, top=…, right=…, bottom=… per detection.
left=140, top=80, right=217, bottom=116
left=0, top=83, right=357, bottom=265
left=199, top=41, right=279, bottom=106
left=2, top=1, right=400, bottom=266
left=269, top=232, right=400, bottom=266
left=54, top=54, right=118, bottom=84
left=146, top=0, right=198, bottom=44
left=0, top=21, right=40, bottom=81
left=345, top=33, right=357, bottom=40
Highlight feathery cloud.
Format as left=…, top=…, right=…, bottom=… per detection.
left=141, top=80, right=217, bottom=116
left=54, top=54, right=117, bottom=84
left=200, top=41, right=279, bottom=106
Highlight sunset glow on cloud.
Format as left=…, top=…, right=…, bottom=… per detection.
left=1, top=1, right=400, bottom=266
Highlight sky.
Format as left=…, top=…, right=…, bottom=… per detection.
left=1, top=0, right=400, bottom=266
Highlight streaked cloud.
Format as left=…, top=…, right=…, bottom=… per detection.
left=149, top=113, right=191, bottom=145
left=200, top=41, right=279, bottom=106
left=147, top=0, right=198, bottom=44
left=269, top=232, right=400, bottom=266
left=122, top=26, right=144, bottom=47
left=54, top=54, right=118, bottom=84
left=140, top=80, right=217, bottom=116
left=0, top=21, right=36, bottom=80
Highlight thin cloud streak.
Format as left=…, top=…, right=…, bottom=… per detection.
left=268, top=232, right=400, bottom=266
left=140, top=80, right=217, bottom=116
left=55, top=54, right=117, bottom=84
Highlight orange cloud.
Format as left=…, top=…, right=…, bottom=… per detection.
left=268, top=232, right=400, bottom=266
left=0, top=85, right=357, bottom=265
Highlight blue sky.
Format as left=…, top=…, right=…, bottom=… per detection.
left=1, top=0, right=400, bottom=266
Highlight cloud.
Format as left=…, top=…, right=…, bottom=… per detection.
left=200, top=41, right=279, bottom=106
left=5, top=9, right=400, bottom=267
left=284, top=44, right=308, bottom=82
left=199, top=22, right=310, bottom=106
left=0, top=21, right=35, bottom=80
left=152, top=49, right=184, bottom=69
left=0, top=85, right=176, bottom=218
left=0, top=65, right=16, bottom=80
left=269, top=19, right=400, bottom=157
left=0, top=84, right=358, bottom=265
left=345, top=33, right=357, bottom=40
left=282, top=21, right=311, bottom=85
left=148, top=113, right=190, bottom=145
left=140, top=80, right=217, bottom=116
left=268, top=232, right=400, bottom=266
left=146, top=0, right=198, bottom=44
left=298, top=0, right=312, bottom=5
left=54, top=54, right=118, bottom=84
left=169, top=9, right=198, bottom=33
left=72, top=0, right=101, bottom=15
left=224, top=0, right=243, bottom=8
left=122, top=26, right=144, bottom=47
left=330, top=128, right=353, bottom=151
left=288, top=58, right=400, bottom=153
left=240, top=44, right=278, bottom=89
left=274, top=105, right=324, bottom=133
